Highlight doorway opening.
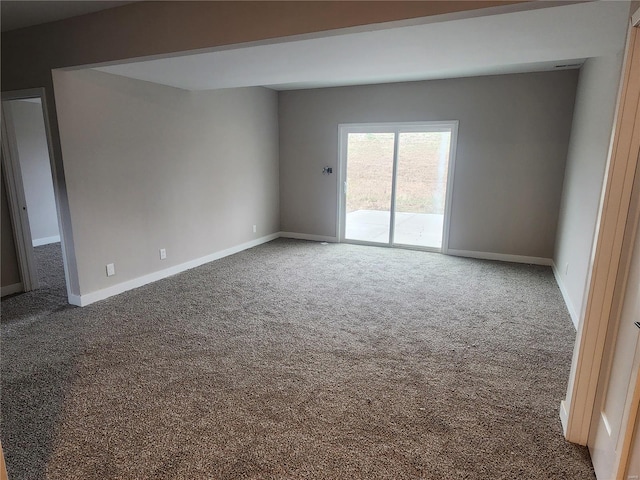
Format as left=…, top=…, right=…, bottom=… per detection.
left=338, top=122, right=457, bottom=251
left=1, top=90, right=70, bottom=302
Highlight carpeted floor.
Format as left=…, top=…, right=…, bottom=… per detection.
left=34, top=242, right=67, bottom=293
left=1, top=239, right=593, bottom=479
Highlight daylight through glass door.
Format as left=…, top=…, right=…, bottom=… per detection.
left=344, top=132, right=395, bottom=244
left=393, top=131, right=451, bottom=249
left=342, top=123, right=456, bottom=251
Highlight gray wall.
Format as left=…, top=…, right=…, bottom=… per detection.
left=279, top=71, right=578, bottom=258
left=0, top=1, right=525, bottom=303
left=554, top=54, right=625, bottom=325
left=52, top=69, right=279, bottom=295
left=1, top=166, right=22, bottom=289
left=1, top=2, right=509, bottom=91
left=10, top=99, right=60, bottom=245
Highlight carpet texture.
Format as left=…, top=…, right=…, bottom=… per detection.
left=1, top=239, right=593, bottom=479
left=34, top=243, right=67, bottom=292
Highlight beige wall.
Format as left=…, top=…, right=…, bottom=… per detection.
left=553, top=54, right=625, bottom=326
left=53, top=69, right=279, bottom=295
left=279, top=71, right=578, bottom=258
left=1, top=167, right=21, bottom=290
left=10, top=100, right=60, bottom=244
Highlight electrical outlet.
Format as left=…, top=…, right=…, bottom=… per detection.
left=253, top=225, right=257, bottom=233
left=564, top=263, right=569, bottom=275
left=159, top=248, right=167, bottom=260
left=106, top=263, right=115, bottom=277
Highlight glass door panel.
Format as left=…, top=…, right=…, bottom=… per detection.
left=393, top=131, right=451, bottom=249
left=344, top=132, right=395, bottom=244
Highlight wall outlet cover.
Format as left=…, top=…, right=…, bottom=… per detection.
left=106, top=263, right=115, bottom=277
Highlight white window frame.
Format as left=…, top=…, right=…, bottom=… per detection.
left=337, top=121, right=458, bottom=253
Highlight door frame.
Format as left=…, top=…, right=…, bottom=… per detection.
left=1, top=88, right=72, bottom=299
left=588, top=149, right=640, bottom=478
left=337, top=121, right=458, bottom=252
left=1, top=103, right=37, bottom=292
left=562, top=9, right=640, bottom=456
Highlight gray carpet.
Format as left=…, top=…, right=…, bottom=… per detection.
left=2, top=243, right=69, bottom=319
left=1, top=239, right=593, bottom=479
left=34, top=242, right=66, bottom=292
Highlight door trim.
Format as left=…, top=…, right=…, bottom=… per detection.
left=337, top=121, right=458, bottom=252
left=1, top=88, right=73, bottom=300
left=620, top=352, right=640, bottom=479
left=1, top=100, right=38, bottom=292
left=589, top=148, right=640, bottom=478
left=562, top=17, right=640, bottom=447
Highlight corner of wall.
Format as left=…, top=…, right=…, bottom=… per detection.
left=74, top=233, right=279, bottom=306
left=551, top=52, right=626, bottom=332
left=552, top=262, right=579, bottom=329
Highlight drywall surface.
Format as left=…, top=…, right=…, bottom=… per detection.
left=10, top=99, right=60, bottom=245
left=52, top=69, right=279, bottom=295
left=279, top=71, right=578, bottom=258
left=4, top=1, right=516, bottom=302
left=1, top=2, right=521, bottom=90
left=1, top=167, right=21, bottom=289
left=554, top=54, right=625, bottom=327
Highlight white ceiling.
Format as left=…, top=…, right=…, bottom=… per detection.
left=1, top=1, right=133, bottom=32
left=92, top=1, right=629, bottom=92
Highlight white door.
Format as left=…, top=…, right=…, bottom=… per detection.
left=1, top=89, right=71, bottom=299
left=627, top=416, right=640, bottom=479
left=589, top=204, right=640, bottom=479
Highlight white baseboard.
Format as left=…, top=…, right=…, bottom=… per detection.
left=1, top=282, right=23, bottom=297
left=552, top=262, right=580, bottom=330
left=74, top=233, right=279, bottom=307
left=559, top=400, right=569, bottom=436
left=279, top=231, right=338, bottom=243
left=33, top=235, right=61, bottom=247
left=66, top=235, right=566, bottom=309
left=446, top=249, right=553, bottom=266
left=68, top=293, right=82, bottom=306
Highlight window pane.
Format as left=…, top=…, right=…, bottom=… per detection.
left=393, top=131, right=451, bottom=248
left=345, top=132, right=394, bottom=244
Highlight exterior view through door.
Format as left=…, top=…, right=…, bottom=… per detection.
left=339, top=122, right=457, bottom=251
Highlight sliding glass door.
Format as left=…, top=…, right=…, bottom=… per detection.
left=339, top=122, right=457, bottom=252
left=343, top=132, right=395, bottom=243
